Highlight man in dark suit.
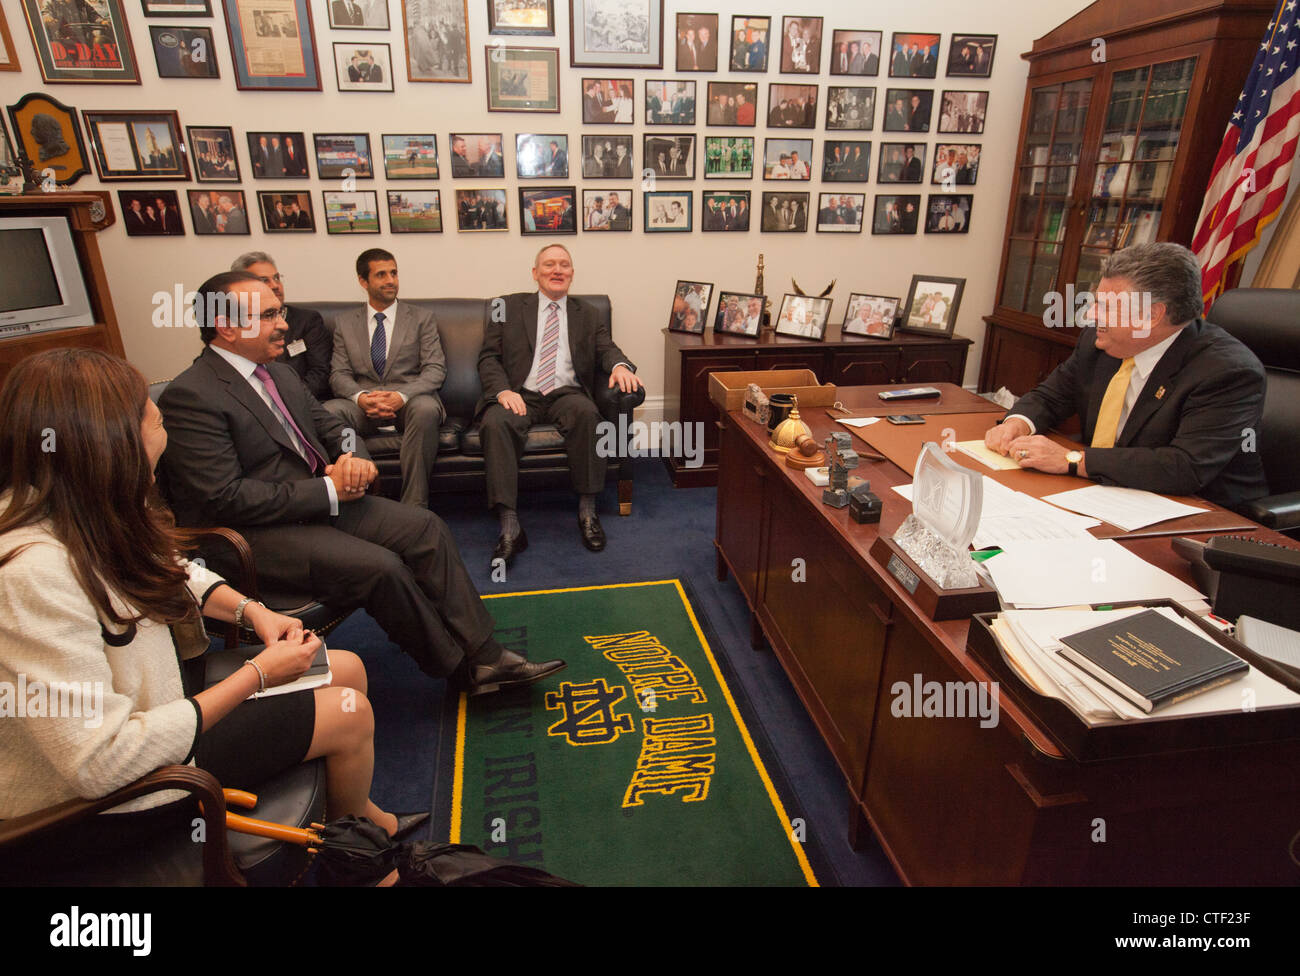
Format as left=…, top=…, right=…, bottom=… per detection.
left=159, top=270, right=564, bottom=694
left=606, top=191, right=631, bottom=230
left=450, top=136, right=473, bottom=177
left=900, top=145, right=922, bottom=182
left=546, top=140, right=567, bottom=177
left=985, top=243, right=1268, bottom=510
left=332, top=0, right=365, bottom=25
left=324, top=249, right=445, bottom=510
left=476, top=244, right=644, bottom=566
left=232, top=251, right=333, bottom=402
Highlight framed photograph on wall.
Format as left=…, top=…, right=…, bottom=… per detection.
left=948, top=34, right=996, bottom=77
left=878, top=142, right=925, bottom=184
left=760, top=191, right=808, bottom=232
left=519, top=185, right=577, bottom=234
left=901, top=274, right=965, bottom=337
left=872, top=193, right=920, bottom=234
left=582, top=78, right=634, bottom=123
left=932, top=143, right=980, bottom=185
left=455, top=188, right=509, bottom=230
left=763, top=138, right=812, bottom=180
left=142, top=0, right=213, bottom=15
left=222, top=0, right=322, bottom=91
left=118, top=189, right=185, bottom=235
left=668, top=280, right=713, bottom=334
left=644, top=190, right=691, bottom=232
left=328, top=0, right=389, bottom=30
left=20, top=0, right=140, bottom=83
left=728, top=15, right=768, bottom=72
left=938, top=90, right=989, bottom=134
left=323, top=189, right=382, bottom=234
left=449, top=133, right=505, bottom=177
left=701, top=190, right=750, bottom=231
left=815, top=192, right=864, bottom=233
left=569, top=0, right=663, bottom=68
left=704, top=136, right=753, bottom=179
left=149, top=26, right=219, bottom=78
left=257, top=190, right=316, bottom=232
left=767, top=84, right=817, bottom=129
left=643, top=134, right=694, bottom=179
left=382, top=134, right=439, bottom=179
left=828, top=30, right=881, bottom=76
left=6, top=92, right=90, bottom=184
left=516, top=134, right=569, bottom=178
left=313, top=133, right=373, bottom=179
left=0, top=6, right=20, bottom=72
left=842, top=294, right=899, bottom=339
left=581, top=135, right=634, bottom=177
left=0, top=118, right=19, bottom=177
left=187, top=189, right=250, bottom=235
left=924, top=193, right=972, bottom=234
left=489, top=0, right=554, bottom=35
left=583, top=189, right=632, bottom=230
left=404, top=0, right=472, bottom=82
left=775, top=294, right=833, bottom=340
left=187, top=125, right=241, bottom=182
left=779, top=16, right=822, bottom=74
left=334, top=43, right=394, bottom=91
left=387, top=189, right=443, bottom=233
left=645, top=80, right=695, bottom=124
left=83, top=109, right=191, bottom=180
left=883, top=88, right=933, bottom=132
left=714, top=291, right=764, bottom=337
left=485, top=45, right=560, bottom=111
left=706, top=81, right=758, bottom=126
left=247, top=131, right=311, bottom=177
left=825, top=86, right=875, bottom=131
left=822, top=140, right=869, bottom=182
left=888, top=32, right=940, bottom=79
left=674, top=13, right=717, bottom=71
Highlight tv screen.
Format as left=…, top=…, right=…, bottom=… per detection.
left=0, top=229, right=65, bottom=313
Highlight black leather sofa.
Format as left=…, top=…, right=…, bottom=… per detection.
left=296, top=294, right=645, bottom=514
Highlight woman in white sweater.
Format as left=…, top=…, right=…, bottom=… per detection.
left=0, top=349, right=417, bottom=850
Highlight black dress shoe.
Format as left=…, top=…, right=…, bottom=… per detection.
left=470, top=649, right=566, bottom=697
left=491, top=530, right=528, bottom=569
left=578, top=514, right=606, bottom=552
left=390, top=812, right=430, bottom=841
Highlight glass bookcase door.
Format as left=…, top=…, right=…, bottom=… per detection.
left=1002, top=78, right=1092, bottom=314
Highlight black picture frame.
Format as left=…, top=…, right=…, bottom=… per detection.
left=644, top=190, right=692, bottom=232
left=149, top=26, right=220, bottom=78
left=516, top=133, right=569, bottom=179
left=187, top=125, right=241, bottom=183
left=762, top=138, right=812, bottom=180
left=327, top=0, right=390, bottom=30
left=186, top=188, right=251, bottom=235
left=947, top=34, right=996, bottom=78
left=322, top=189, right=382, bottom=234
left=333, top=42, right=396, bottom=92
left=767, top=84, right=818, bottom=129
left=887, top=31, right=940, bottom=79
left=701, top=190, right=751, bottom=231
left=842, top=293, right=899, bottom=339
left=828, top=29, right=881, bottom=77
left=821, top=140, right=870, bottom=182
left=387, top=189, right=444, bottom=233
left=872, top=193, right=920, bottom=234
left=668, top=279, right=713, bottom=333
left=580, top=135, right=634, bottom=178
left=727, top=15, right=769, bottom=72
left=488, top=0, right=555, bottom=35
left=705, top=81, right=758, bottom=127
left=643, top=134, right=695, bottom=179
left=257, top=190, right=316, bottom=232
left=778, top=15, right=822, bottom=75
left=582, top=188, right=633, bottom=230
left=825, top=86, right=875, bottom=131
left=938, top=90, right=989, bottom=134
left=882, top=88, right=933, bottom=132
left=901, top=274, right=965, bottom=337
left=117, top=189, right=185, bottom=235
left=246, top=131, right=311, bottom=178
left=713, top=291, right=765, bottom=337
left=924, top=193, right=972, bottom=234
left=703, top=136, right=753, bottom=179
left=313, top=133, right=373, bottom=180
left=931, top=143, right=980, bottom=186
left=581, top=78, right=635, bottom=123
left=814, top=192, right=864, bottom=234
left=877, top=141, right=926, bottom=184
left=759, top=191, right=809, bottom=232
left=449, top=133, right=506, bottom=177
left=645, top=80, right=696, bottom=125
left=674, top=12, right=718, bottom=71
left=455, top=188, right=509, bottom=230
left=382, top=134, right=440, bottom=180
left=519, top=184, right=578, bottom=234
left=775, top=293, right=833, bottom=340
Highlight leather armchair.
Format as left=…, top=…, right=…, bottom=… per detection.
left=1205, top=288, right=1300, bottom=536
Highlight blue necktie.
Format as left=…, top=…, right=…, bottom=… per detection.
left=370, top=311, right=386, bottom=378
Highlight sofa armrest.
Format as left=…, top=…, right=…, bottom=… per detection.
left=177, top=526, right=258, bottom=648
left=1239, top=491, right=1300, bottom=534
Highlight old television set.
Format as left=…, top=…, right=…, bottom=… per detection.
left=0, top=216, right=95, bottom=340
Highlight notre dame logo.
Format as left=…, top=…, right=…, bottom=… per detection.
left=545, top=678, right=634, bottom=747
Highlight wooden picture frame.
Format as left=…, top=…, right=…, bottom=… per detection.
left=449, top=133, right=505, bottom=177
left=404, top=0, right=472, bottom=82
left=569, top=0, right=662, bottom=68
left=6, top=92, right=91, bottom=184
left=383, top=134, right=440, bottom=179
left=0, top=5, right=23, bottom=71
left=187, top=125, right=241, bottom=182
left=322, top=189, right=382, bottom=234
left=117, top=189, right=185, bottom=235
left=713, top=291, right=765, bottom=337
left=387, top=189, right=444, bottom=233
left=775, top=293, right=833, bottom=340
left=485, top=45, right=560, bottom=112
left=83, top=109, right=191, bottom=181
left=842, top=293, right=899, bottom=339
left=488, top=0, right=554, bottom=36
left=19, top=0, right=141, bottom=83
left=148, top=26, right=220, bottom=78
left=519, top=185, right=577, bottom=234
left=901, top=274, right=965, bottom=337
left=644, top=190, right=691, bottom=232
left=222, top=0, right=322, bottom=91
left=187, top=189, right=251, bottom=235
left=257, top=190, right=316, bottom=232
left=313, top=133, right=374, bottom=180
left=668, top=280, right=713, bottom=334
left=327, top=0, right=390, bottom=30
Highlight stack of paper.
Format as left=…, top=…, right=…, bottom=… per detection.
left=893, top=476, right=1101, bottom=550
left=1043, top=484, right=1208, bottom=531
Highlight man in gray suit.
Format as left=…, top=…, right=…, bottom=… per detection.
left=324, top=248, right=445, bottom=509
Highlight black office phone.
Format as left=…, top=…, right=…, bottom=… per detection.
left=1185, top=535, right=1300, bottom=629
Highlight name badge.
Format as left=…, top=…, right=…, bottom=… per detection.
left=286, top=339, right=307, bottom=357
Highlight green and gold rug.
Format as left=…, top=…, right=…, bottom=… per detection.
left=437, top=580, right=818, bottom=886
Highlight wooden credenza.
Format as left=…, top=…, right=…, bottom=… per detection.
left=715, top=397, right=1300, bottom=885
left=663, top=327, right=972, bottom=487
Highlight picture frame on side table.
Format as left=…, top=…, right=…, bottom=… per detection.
left=403, top=0, right=471, bottom=82
left=901, top=274, right=965, bottom=337
left=569, top=0, right=663, bottom=68
left=19, top=0, right=140, bottom=83
left=83, top=109, right=191, bottom=180
left=7, top=92, right=91, bottom=184
left=842, top=293, right=899, bottom=339
left=714, top=291, right=765, bottom=337
left=775, top=293, right=832, bottom=340
left=222, top=0, right=322, bottom=91
left=485, top=46, right=560, bottom=111
left=668, top=280, right=713, bottom=334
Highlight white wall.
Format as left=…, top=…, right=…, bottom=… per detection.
left=2, top=0, right=1095, bottom=394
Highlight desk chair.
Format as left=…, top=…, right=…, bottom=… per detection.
left=1205, top=288, right=1300, bottom=537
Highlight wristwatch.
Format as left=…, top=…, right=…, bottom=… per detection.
left=1066, top=450, right=1083, bottom=477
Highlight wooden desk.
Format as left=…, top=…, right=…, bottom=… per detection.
left=715, top=400, right=1300, bottom=884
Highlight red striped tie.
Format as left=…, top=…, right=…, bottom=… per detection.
left=536, top=301, right=560, bottom=394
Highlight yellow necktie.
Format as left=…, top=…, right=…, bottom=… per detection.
left=1091, top=357, right=1136, bottom=449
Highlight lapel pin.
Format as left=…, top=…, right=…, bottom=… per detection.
left=1154, top=386, right=1166, bottom=400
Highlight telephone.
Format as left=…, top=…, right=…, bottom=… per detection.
left=1174, top=535, right=1300, bottom=629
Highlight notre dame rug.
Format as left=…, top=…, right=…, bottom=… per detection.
left=434, top=580, right=819, bottom=886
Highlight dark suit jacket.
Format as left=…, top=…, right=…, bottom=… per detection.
left=159, top=346, right=366, bottom=529
left=1008, top=319, right=1268, bottom=509
left=277, top=304, right=334, bottom=401
left=476, top=293, right=633, bottom=416
left=329, top=302, right=445, bottom=402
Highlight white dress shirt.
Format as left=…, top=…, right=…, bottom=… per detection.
left=524, top=293, right=578, bottom=392
left=211, top=345, right=340, bottom=514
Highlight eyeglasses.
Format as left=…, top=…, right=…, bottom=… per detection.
left=253, top=306, right=286, bottom=322
left=256, top=273, right=284, bottom=284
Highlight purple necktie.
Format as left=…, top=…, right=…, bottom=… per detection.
left=252, top=364, right=325, bottom=472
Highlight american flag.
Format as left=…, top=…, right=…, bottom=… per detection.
left=1192, top=0, right=1300, bottom=307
